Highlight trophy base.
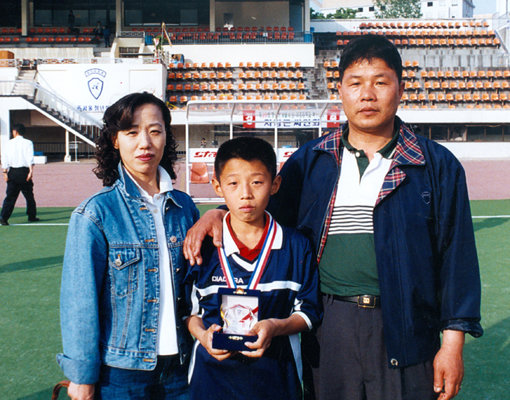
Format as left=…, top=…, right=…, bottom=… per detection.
left=212, top=331, right=258, bottom=351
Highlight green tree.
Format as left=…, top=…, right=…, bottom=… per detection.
left=311, top=7, right=358, bottom=20
left=310, top=8, right=326, bottom=19
left=327, top=7, right=358, bottom=19
left=374, top=0, right=422, bottom=18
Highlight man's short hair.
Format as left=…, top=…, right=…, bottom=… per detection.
left=338, top=34, right=403, bottom=83
left=214, top=137, right=277, bottom=180
left=12, top=123, right=25, bottom=135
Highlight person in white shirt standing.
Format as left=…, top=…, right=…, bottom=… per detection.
left=1, top=123, right=39, bottom=225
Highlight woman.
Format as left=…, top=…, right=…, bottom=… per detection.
left=57, top=92, right=199, bottom=399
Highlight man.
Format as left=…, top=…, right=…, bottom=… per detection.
left=103, top=25, right=111, bottom=47
left=184, top=35, right=482, bottom=400
left=1, top=124, right=39, bottom=225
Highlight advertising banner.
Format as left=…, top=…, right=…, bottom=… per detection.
left=326, top=108, right=341, bottom=128
left=255, top=110, right=320, bottom=129
left=277, top=147, right=297, bottom=163
left=243, top=110, right=256, bottom=129
left=189, top=148, right=218, bottom=163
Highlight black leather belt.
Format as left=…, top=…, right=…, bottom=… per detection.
left=325, top=294, right=380, bottom=308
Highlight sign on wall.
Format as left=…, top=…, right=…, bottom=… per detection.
left=242, top=109, right=321, bottom=129
left=37, top=63, right=166, bottom=118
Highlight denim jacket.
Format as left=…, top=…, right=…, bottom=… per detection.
left=269, top=118, right=482, bottom=368
left=57, top=165, right=199, bottom=384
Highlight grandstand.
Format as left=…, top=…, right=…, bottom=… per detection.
left=1, top=0, right=509, bottom=190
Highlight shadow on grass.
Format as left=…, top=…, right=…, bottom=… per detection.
left=461, top=317, right=510, bottom=400
left=473, top=217, right=508, bottom=232
left=9, top=208, right=74, bottom=224
left=0, top=256, right=63, bottom=274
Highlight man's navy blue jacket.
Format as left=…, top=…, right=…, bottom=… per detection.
left=268, top=118, right=483, bottom=368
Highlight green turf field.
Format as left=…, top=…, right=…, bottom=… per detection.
left=0, top=201, right=508, bottom=399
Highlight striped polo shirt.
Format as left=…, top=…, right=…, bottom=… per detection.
left=319, top=129, right=398, bottom=296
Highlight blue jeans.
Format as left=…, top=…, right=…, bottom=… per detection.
left=97, top=355, right=189, bottom=400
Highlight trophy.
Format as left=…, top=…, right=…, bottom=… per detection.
left=212, top=288, right=259, bottom=351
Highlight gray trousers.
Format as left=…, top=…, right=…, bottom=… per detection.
left=313, top=295, right=437, bottom=400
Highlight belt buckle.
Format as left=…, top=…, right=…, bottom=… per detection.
left=357, top=295, right=376, bottom=308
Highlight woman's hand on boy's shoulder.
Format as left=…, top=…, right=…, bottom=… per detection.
left=200, top=323, right=234, bottom=361
left=184, top=209, right=226, bottom=266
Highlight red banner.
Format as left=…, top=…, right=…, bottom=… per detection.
left=243, top=110, right=255, bottom=129
left=326, top=109, right=341, bottom=128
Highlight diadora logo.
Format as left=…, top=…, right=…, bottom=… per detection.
left=212, top=275, right=245, bottom=284
left=85, top=68, right=107, bottom=100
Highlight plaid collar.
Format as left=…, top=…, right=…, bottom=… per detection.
left=313, top=117, right=425, bottom=167
left=312, top=117, right=425, bottom=263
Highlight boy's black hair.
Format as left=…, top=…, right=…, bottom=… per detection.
left=214, top=137, right=277, bottom=180
left=338, top=34, right=403, bottom=83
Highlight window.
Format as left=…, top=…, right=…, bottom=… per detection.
left=369, top=6, right=374, bottom=11
left=358, top=7, right=363, bottom=12
left=427, top=2, right=433, bottom=6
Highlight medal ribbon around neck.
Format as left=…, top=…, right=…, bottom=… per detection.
left=218, top=212, right=277, bottom=290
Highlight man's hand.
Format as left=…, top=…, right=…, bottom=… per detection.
left=433, top=330, right=465, bottom=400
left=26, top=170, right=33, bottom=182
left=67, top=382, right=95, bottom=400
left=183, top=209, right=226, bottom=265
left=2, top=173, right=7, bottom=182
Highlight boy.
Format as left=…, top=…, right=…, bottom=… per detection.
left=185, top=137, right=322, bottom=400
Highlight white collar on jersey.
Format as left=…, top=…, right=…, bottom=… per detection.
left=222, top=210, right=283, bottom=259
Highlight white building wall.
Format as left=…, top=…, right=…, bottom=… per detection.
left=36, top=63, right=166, bottom=120
left=0, top=97, right=37, bottom=161
left=311, top=0, right=475, bottom=19
left=496, top=0, right=509, bottom=15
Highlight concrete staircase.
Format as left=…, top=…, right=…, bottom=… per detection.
left=308, top=52, right=333, bottom=99
left=1, top=70, right=102, bottom=146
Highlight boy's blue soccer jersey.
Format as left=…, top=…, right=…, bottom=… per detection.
left=185, top=213, right=322, bottom=400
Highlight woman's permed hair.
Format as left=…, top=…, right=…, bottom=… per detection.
left=93, top=92, right=178, bottom=186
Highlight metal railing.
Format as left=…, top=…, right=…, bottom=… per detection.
left=145, top=31, right=307, bottom=45
left=0, top=79, right=102, bottom=142
left=0, top=59, right=18, bottom=67
left=118, top=30, right=145, bottom=38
